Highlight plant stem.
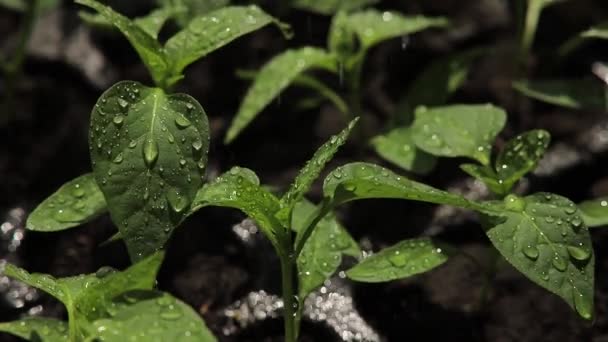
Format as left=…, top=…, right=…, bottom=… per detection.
left=477, top=247, right=500, bottom=310
left=280, top=246, right=297, bottom=342
left=520, top=0, right=553, bottom=62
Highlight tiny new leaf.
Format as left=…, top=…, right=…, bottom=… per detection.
left=513, top=79, right=607, bottom=110
left=411, top=104, right=507, bottom=165
left=346, top=238, right=447, bottom=282
left=191, top=167, right=285, bottom=252
left=226, top=47, right=337, bottom=143
left=481, top=193, right=594, bottom=320
left=293, top=200, right=360, bottom=300
left=370, top=126, right=437, bottom=174
left=278, top=118, right=358, bottom=224
left=0, top=318, right=68, bottom=342
left=578, top=197, right=608, bottom=227
left=27, top=173, right=106, bottom=232
left=323, top=162, right=478, bottom=210
left=89, top=81, right=209, bottom=261
left=88, top=290, right=216, bottom=342
left=460, top=163, right=503, bottom=194
left=346, top=10, right=448, bottom=50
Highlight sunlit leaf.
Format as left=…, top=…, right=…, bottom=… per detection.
left=346, top=10, right=448, bottom=50
left=370, top=126, right=436, bottom=174
left=0, top=318, right=68, bottom=342
left=76, top=0, right=169, bottom=87
left=513, top=79, right=607, bottom=110
left=346, top=238, right=447, bottom=282
left=293, top=200, right=359, bottom=300
left=226, top=47, right=337, bottom=143
left=411, top=104, right=507, bottom=165
left=481, top=193, right=594, bottom=320
left=578, top=197, right=608, bottom=227
left=89, top=81, right=209, bottom=261
left=27, top=173, right=106, bottom=232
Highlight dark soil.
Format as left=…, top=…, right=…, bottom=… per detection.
left=1, top=0, right=608, bottom=341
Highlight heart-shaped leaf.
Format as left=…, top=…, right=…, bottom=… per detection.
left=346, top=238, right=447, bottom=282
left=0, top=318, right=68, bottom=342
left=293, top=200, right=360, bottom=300
left=88, top=290, right=217, bottom=342
left=90, top=81, right=209, bottom=261
left=513, top=79, right=607, bottom=110
left=578, top=197, right=608, bottom=227
left=346, top=10, right=448, bottom=50
left=411, top=104, right=507, bottom=165
left=371, top=126, right=437, bottom=174
left=27, top=173, right=106, bottom=232
left=481, top=193, right=594, bottom=320
left=323, top=162, right=478, bottom=209
left=226, top=47, right=337, bottom=143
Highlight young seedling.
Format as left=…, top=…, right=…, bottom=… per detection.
left=224, top=7, right=448, bottom=143
left=0, top=252, right=216, bottom=341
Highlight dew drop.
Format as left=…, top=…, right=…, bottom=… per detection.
left=113, top=115, right=124, bottom=126
left=175, top=115, right=191, bottom=129
left=143, top=138, right=159, bottom=168
left=167, top=190, right=189, bottom=213
left=573, top=291, right=593, bottom=320
left=192, top=140, right=203, bottom=151
left=117, top=98, right=129, bottom=108
left=388, top=250, right=407, bottom=267
left=113, top=153, right=124, bottom=164
left=567, top=246, right=590, bottom=261
left=552, top=255, right=568, bottom=272
left=522, top=245, right=539, bottom=260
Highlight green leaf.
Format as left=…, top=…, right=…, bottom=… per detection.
left=370, top=126, right=437, bottom=174
left=191, top=167, right=284, bottom=251
left=494, top=129, right=550, bottom=193
left=89, top=81, right=209, bottom=261
left=76, top=0, right=169, bottom=88
left=0, top=318, right=68, bottom=342
left=157, top=0, right=230, bottom=27
left=328, top=10, right=356, bottom=61
left=88, top=290, right=217, bottom=342
left=165, top=5, right=286, bottom=80
left=396, top=49, right=484, bottom=124
left=460, top=163, right=504, bottom=194
left=481, top=193, right=594, bottom=320
left=346, top=238, right=447, bottom=282
left=80, top=7, right=184, bottom=39
left=513, top=79, right=607, bottom=110
left=323, top=162, right=478, bottom=209
left=411, top=104, right=507, bottom=165
left=27, top=173, right=106, bottom=232
left=578, top=197, right=608, bottom=227
left=346, top=10, right=448, bottom=50
left=293, top=200, right=360, bottom=300
left=560, top=22, right=608, bottom=56
left=278, top=118, right=358, bottom=224
left=291, top=0, right=377, bottom=15
left=225, top=47, right=337, bottom=143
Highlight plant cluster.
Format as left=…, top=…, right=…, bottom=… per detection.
left=0, top=0, right=607, bottom=341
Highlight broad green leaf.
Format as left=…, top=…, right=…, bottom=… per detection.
left=27, top=173, right=106, bottom=232
left=76, top=0, right=169, bottom=87
left=346, top=10, right=448, bottom=50
left=370, top=126, right=437, bottom=174
left=292, top=200, right=360, bottom=300
left=165, top=5, right=285, bottom=80
left=89, top=290, right=216, bottom=342
left=225, top=47, right=337, bottom=143
left=578, top=197, right=608, bottom=227
left=157, top=0, right=230, bottom=27
left=89, top=81, right=209, bottom=261
left=191, top=167, right=284, bottom=251
left=494, top=129, right=550, bottom=193
left=0, top=318, right=68, bottom=342
left=291, top=0, right=377, bottom=15
left=346, top=238, right=447, bottom=282
left=460, top=163, right=504, bottom=195
left=80, top=7, right=184, bottom=39
left=328, top=11, right=356, bottom=61
left=481, top=193, right=594, bottom=320
left=396, top=49, right=484, bottom=123
left=278, top=118, right=358, bottom=224
left=411, top=104, right=507, bottom=165
left=513, top=79, right=607, bottom=110
left=323, top=162, right=479, bottom=209
left=559, top=22, right=608, bottom=56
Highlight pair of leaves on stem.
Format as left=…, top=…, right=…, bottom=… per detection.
left=0, top=253, right=216, bottom=341
left=225, top=8, right=448, bottom=143
left=77, top=0, right=287, bottom=89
